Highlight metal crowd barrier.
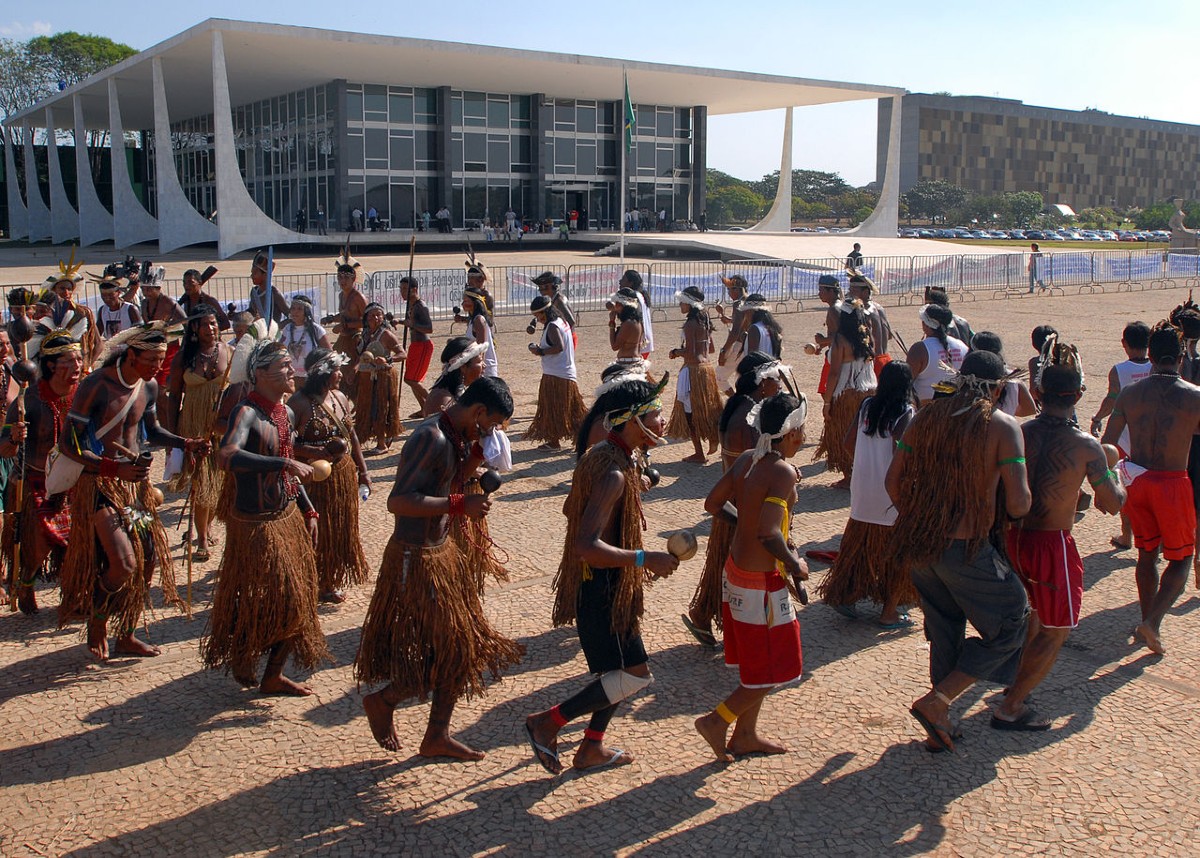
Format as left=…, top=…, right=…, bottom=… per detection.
left=8, top=249, right=1196, bottom=327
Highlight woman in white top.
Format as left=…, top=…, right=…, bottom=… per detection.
left=462, top=286, right=498, bottom=378
left=815, top=300, right=878, bottom=484
left=817, top=361, right=919, bottom=627
left=907, top=304, right=968, bottom=404
left=743, top=294, right=783, bottom=359
left=969, top=331, right=1037, bottom=417
left=525, top=295, right=587, bottom=450
left=620, top=269, right=654, bottom=358
left=278, top=296, right=331, bottom=379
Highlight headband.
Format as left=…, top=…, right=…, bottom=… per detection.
left=741, top=298, right=768, bottom=311
left=1034, top=333, right=1086, bottom=393
left=931, top=362, right=1026, bottom=406
left=746, top=395, right=808, bottom=466
left=96, top=320, right=183, bottom=365
left=739, top=359, right=791, bottom=388
left=595, top=361, right=650, bottom=397
left=445, top=341, right=488, bottom=373
left=918, top=304, right=945, bottom=330
left=46, top=248, right=84, bottom=286
left=609, top=292, right=640, bottom=308
left=674, top=290, right=705, bottom=309
left=606, top=373, right=670, bottom=428
left=248, top=340, right=288, bottom=382
left=307, top=350, right=349, bottom=379
left=37, top=329, right=82, bottom=357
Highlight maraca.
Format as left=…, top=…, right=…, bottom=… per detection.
left=310, top=460, right=332, bottom=482
left=667, top=529, right=698, bottom=561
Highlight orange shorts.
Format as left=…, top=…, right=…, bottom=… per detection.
left=403, top=339, right=434, bottom=382
left=873, top=353, right=892, bottom=379
left=817, top=357, right=831, bottom=396
left=721, top=557, right=802, bottom=687
left=1125, top=470, right=1196, bottom=560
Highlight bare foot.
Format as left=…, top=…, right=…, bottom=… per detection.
left=1134, top=623, right=1165, bottom=655
left=87, top=618, right=109, bottom=662
left=363, top=691, right=401, bottom=751
left=113, top=634, right=162, bottom=658
left=682, top=453, right=707, bottom=464
left=260, top=675, right=314, bottom=696
left=694, top=713, right=734, bottom=763
left=419, top=734, right=485, bottom=761
left=573, top=740, right=635, bottom=770
left=1110, top=536, right=1132, bottom=550
left=16, top=587, right=38, bottom=616
left=727, top=735, right=788, bottom=756
left=233, top=672, right=259, bottom=687
left=320, top=589, right=347, bottom=604
left=707, top=442, right=719, bottom=456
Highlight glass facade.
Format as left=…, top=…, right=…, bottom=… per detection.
left=169, top=79, right=699, bottom=232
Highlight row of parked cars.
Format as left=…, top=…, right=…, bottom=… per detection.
left=900, top=227, right=1171, bottom=242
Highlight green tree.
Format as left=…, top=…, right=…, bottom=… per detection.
left=750, top=169, right=851, bottom=204
left=27, top=32, right=136, bottom=88
left=707, top=185, right=766, bottom=226
left=1004, top=191, right=1044, bottom=227
left=1135, top=201, right=1175, bottom=231
left=901, top=179, right=968, bottom=224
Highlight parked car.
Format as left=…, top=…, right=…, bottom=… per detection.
left=1008, top=229, right=1026, bottom=240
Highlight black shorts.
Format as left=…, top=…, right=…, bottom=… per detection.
left=576, top=567, right=648, bottom=674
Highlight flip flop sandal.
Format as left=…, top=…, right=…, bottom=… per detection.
left=830, top=603, right=859, bottom=619
left=193, top=547, right=210, bottom=562
left=909, top=707, right=955, bottom=753
left=877, top=616, right=915, bottom=630
left=681, top=614, right=719, bottom=647
left=524, top=723, right=562, bottom=775
left=574, top=749, right=632, bottom=772
left=990, top=709, right=1052, bottom=732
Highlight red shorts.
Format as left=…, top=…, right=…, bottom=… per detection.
left=403, top=339, right=434, bottom=382
left=721, top=557, right=802, bottom=687
left=1125, top=470, right=1196, bottom=560
left=817, top=357, right=831, bottom=396
left=1006, top=528, right=1084, bottom=629
left=873, top=353, right=892, bottom=379
left=155, top=342, right=180, bottom=389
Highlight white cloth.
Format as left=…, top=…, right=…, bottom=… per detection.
left=848, top=401, right=913, bottom=526
left=676, top=365, right=693, bottom=412
left=479, top=320, right=499, bottom=378
left=1112, top=358, right=1152, bottom=453
left=831, top=358, right=876, bottom=398
left=539, top=317, right=576, bottom=381
left=98, top=302, right=138, bottom=338
left=482, top=428, right=513, bottom=472
left=636, top=292, right=654, bottom=355
left=278, top=321, right=327, bottom=376
left=913, top=335, right=968, bottom=400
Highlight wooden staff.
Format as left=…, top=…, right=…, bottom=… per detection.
left=8, top=376, right=28, bottom=611
left=397, top=236, right=416, bottom=381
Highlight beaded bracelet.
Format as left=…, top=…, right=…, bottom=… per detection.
left=304, top=509, right=320, bottom=521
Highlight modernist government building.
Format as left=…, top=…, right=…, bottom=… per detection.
left=2, top=19, right=902, bottom=257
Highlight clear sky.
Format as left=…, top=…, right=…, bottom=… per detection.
left=6, top=1, right=1197, bottom=187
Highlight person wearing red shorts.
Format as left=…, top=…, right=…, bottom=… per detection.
left=1002, top=341, right=1125, bottom=730
left=696, top=392, right=808, bottom=762
left=813, top=275, right=842, bottom=396
left=1103, top=322, right=1200, bottom=656
left=397, top=277, right=433, bottom=416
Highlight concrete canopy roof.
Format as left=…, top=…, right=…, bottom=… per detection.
left=10, top=18, right=905, bottom=130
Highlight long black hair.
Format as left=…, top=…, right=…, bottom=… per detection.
left=181, top=304, right=218, bottom=370
left=751, top=307, right=784, bottom=358
left=282, top=296, right=321, bottom=351
left=864, top=360, right=916, bottom=438
left=575, top=377, right=658, bottom=459
left=720, top=350, right=775, bottom=434
left=838, top=302, right=874, bottom=361
left=923, top=304, right=953, bottom=351
left=431, top=336, right=476, bottom=396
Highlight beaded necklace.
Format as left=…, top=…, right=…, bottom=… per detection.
left=248, top=391, right=299, bottom=499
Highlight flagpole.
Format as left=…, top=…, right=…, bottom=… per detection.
left=619, top=69, right=627, bottom=269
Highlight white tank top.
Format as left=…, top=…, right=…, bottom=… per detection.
left=540, top=318, right=576, bottom=381
left=98, top=302, right=136, bottom=338
left=849, top=401, right=914, bottom=526
left=637, top=293, right=654, bottom=354
left=1113, top=358, right=1151, bottom=452
left=749, top=321, right=776, bottom=357
left=478, top=318, right=499, bottom=378
left=913, top=335, right=968, bottom=400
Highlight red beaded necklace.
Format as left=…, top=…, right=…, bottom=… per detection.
left=248, top=391, right=299, bottom=499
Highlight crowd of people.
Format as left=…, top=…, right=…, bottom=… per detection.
left=4, top=249, right=1197, bottom=770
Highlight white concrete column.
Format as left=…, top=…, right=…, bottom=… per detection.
left=851, top=95, right=902, bottom=239
left=749, top=107, right=793, bottom=233
left=22, top=120, right=52, bottom=241
left=45, top=107, right=79, bottom=243
left=211, top=29, right=296, bottom=259
left=74, top=94, right=114, bottom=247
left=107, top=77, right=158, bottom=249
left=153, top=57, right=217, bottom=253
left=3, top=125, right=28, bottom=240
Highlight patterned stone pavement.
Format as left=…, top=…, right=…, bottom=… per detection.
left=2, top=284, right=1200, bottom=856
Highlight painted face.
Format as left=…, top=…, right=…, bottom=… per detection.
left=53, top=349, right=84, bottom=386
left=260, top=354, right=296, bottom=393
left=127, top=347, right=167, bottom=381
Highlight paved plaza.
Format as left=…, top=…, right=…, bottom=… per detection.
left=2, top=282, right=1199, bottom=856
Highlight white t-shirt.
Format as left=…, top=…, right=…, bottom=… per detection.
left=1113, top=358, right=1152, bottom=452
left=278, top=321, right=327, bottom=376
left=540, top=317, right=576, bottom=381
left=913, top=335, right=968, bottom=400
left=849, top=401, right=914, bottom=526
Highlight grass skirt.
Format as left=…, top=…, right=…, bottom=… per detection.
left=526, top=375, right=587, bottom=444
left=814, top=389, right=870, bottom=474
left=214, top=471, right=235, bottom=524
left=201, top=504, right=329, bottom=676
left=666, top=363, right=722, bottom=447
left=57, top=473, right=176, bottom=634
left=452, top=477, right=509, bottom=591
left=354, top=536, right=523, bottom=699
left=307, top=455, right=369, bottom=592
left=3, top=477, right=69, bottom=606
left=354, top=367, right=402, bottom=447
left=166, top=374, right=224, bottom=516
left=816, top=517, right=919, bottom=607
left=689, top=514, right=733, bottom=629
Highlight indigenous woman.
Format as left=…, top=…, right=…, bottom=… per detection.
left=533, top=271, right=578, bottom=349
left=666, top=286, right=723, bottom=463
left=743, top=293, right=784, bottom=358
left=815, top=300, right=877, bottom=485
left=165, top=305, right=232, bottom=561
left=607, top=289, right=645, bottom=371
left=818, top=361, right=920, bottom=627
left=969, top=331, right=1037, bottom=417
left=525, top=295, right=586, bottom=451
left=462, top=286, right=498, bottom=378
left=353, top=302, right=404, bottom=455
left=291, top=349, right=371, bottom=603
left=422, top=337, right=487, bottom=416
left=907, top=303, right=969, bottom=405
left=683, top=351, right=787, bottom=647
left=277, top=296, right=331, bottom=383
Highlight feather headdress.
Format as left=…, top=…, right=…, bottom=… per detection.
left=334, top=236, right=362, bottom=273
left=44, top=247, right=84, bottom=287
left=228, top=318, right=279, bottom=385
left=1034, top=332, right=1085, bottom=393
left=94, top=319, right=185, bottom=366
left=26, top=325, right=81, bottom=359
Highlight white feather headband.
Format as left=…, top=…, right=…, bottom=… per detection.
left=674, top=290, right=705, bottom=310
left=746, top=394, right=808, bottom=466
left=444, top=340, right=488, bottom=374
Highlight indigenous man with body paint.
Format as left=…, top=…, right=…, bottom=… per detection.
left=525, top=374, right=678, bottom=774
left=695, top=392, right=809, bottom=761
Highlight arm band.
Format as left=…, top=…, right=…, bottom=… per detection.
left=1089, top=469, right=1117, bottom=488
left=635, top=549, right=645, bottom=567
left=449, top=493, right=466, bottom=517
left=998, top=456, right=1026, bottom=466
left=895, top=440, right=913, bottom=452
